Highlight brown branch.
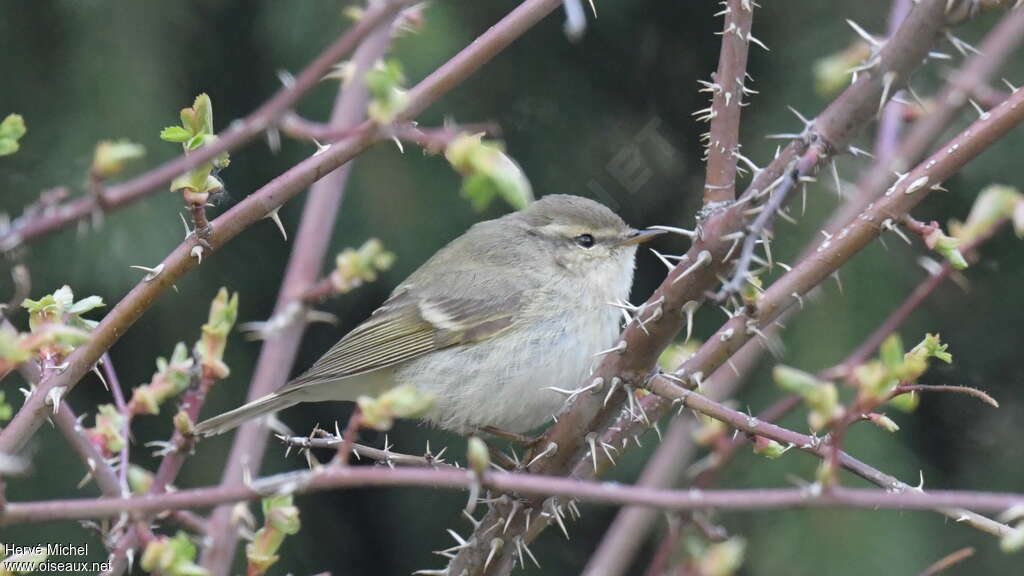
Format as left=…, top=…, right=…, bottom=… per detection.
left=198, top=15, right=396, bottom=576
left=101, top=353, right=131, bottom=497
left=0, top=0, right=566, bottom=460
left=579, top=335, right=768, bottom=576
left=675, top=84, right=1024, bottom=405
left=0, top=0, right=416, bottom=253
left=276, top=434, right=451, bottom=469
left=918, top=547, right=975, bottom=576
left=873, top=0, right=914, bottom=160
left=201, top=2, right=565, bottom=574
left=892, top=384, right=999, bottom=408
left=3, top=466, right=1024, bottom=527
left=646, top=376, right=1014, bottom=537
left=823, top=221, right=1006, bottom=379
left=51, top=403, right=122, bottom=498
left=702, top=0, right=755, bottom=204
left=596, top=11, right=1024, bottom=565
left=580, top=416, right=696, bottom=576
left=451, top=3, right=985, bottom=573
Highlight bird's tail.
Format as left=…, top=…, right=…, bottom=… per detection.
left=193, top=391, right=299, bottom=437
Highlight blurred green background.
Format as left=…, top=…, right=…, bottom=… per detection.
left=2, top=1, right=1023, bottom=574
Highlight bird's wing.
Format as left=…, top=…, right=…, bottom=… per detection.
left=281, top=285, right=523, bottom=392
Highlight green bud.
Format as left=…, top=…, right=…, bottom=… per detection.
left=0, top=113, right=27, bottom=157
left=173, top=410, right=195, bottom=436
left=696, top=537, right=746, bottom=576
left=692, top=411, right=727, bottom=446
left=773, top=365, right=821, bottom=396
left=247, top=496, right=301, bottom=576
left=183, top=93, right=214, bottom=137
left=141, top=532, right=208, bottom=576
left=657, top=340, right=700, bottom=373
left=330, top=239, right=396, bottom=294
left=92, top=140, right=145, bottom=179
left=0, top=391, right=12, bottom=422
left=887, top=390, right=920, bottom=413
left=774, top=365, right=843, bottom=431
left=0, top=329, right=31, bottom=366
left=130, top=342, right=194, bottom=415
left=950, top=184, right=1023, bottom=244
left=262, top=495, right=301, bottom=535
left=923, top=228, right=968, bottom=270
left=752, top=436, right=789, bottom=459
left=164, top=94, right=229, bottom=203
left=22, top=286, right=104, bottom=334
left=160, top=125, right=192, bottom=143
left=854, top=361, right=897, bottom=403
left=128, top=464, right=155, bottom=495
left=740, top=272, right=763, bottom=307
left=879, top=334, right=904, bottom=371
left=866, top=412, right=900, bottom=433
left=365, top=59, right=408, bottom=123
left=816, top=460, right=837, bottom=488
left=467, top=436, right=491, bottom=474
left=907, top=333, right=952, bottom=365
left=445, top=133, right=534, bottom=211
left=357, top=384, right=434, bottom=430
left=196, top=288, right=238, bottom=379
left=813, top=41, right=871, bottom=96
left=86, top=404, right=125, bottom=457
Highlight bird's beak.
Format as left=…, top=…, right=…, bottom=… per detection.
left=617, top=228, right=667, bottom=247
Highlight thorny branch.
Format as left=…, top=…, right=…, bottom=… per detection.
left=200, top=1, right=566, bottom=573
left=2, top=2, right=1023, bottom=575
left=0, top=0, right=566, bottom=458
left=3, top=466, right=1024, bottom=527
left=197, top=12, right=399, bottom=576
left=702, top=0, right=756, bottom=204
left=449, top=2, right=995, bottom=573
left=0, top=0, right=418, bottom=253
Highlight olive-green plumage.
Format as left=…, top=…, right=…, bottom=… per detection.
left=195, top=195, right=661, bottom=436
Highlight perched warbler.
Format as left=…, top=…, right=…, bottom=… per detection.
left=195, top=195, right=662, bottom=436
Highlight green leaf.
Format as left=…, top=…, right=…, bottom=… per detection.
left=0, top=113, right=27, bottom=157
left=191, top=93, right=214, bottom=135
left=185, top=133, right=205, bottom=151
left=160, top=126, right=192, bottom=143
left=67, top=295, right=105, bottom=315
left=93, top=140, right=146, bottom=178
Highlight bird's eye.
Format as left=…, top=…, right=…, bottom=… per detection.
left=574, top=234, right=595, bottom=248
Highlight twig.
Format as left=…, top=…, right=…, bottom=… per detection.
left=200, top=2, right=565, bottom=573
left=449, top=3, right=986, bottom=573
left=677, top=84, right=1024, bottom=403
left=580, top=335, right=767, bottom=576
left=823, top=221, right=1006, bottom=379
left=873, top=0, right=914, bottom=160
left=580, top=417, right=695, bottom=576
left=277, top=434, right=450, bottom=468
left=101, top=353, right=131, bottom=497
left=51, top=403, right=122, bottom=498
left=0, top=0, right=417, bottom=254
left=702, top=0, right=755, bottom=204
left=3, top=467, right=1024, bottom=527
left=918, top=546, right=975, bottom=576
left=0, top=0, right=566, bottom=460
left=892, top=384, right=999, bottom=408
left=646, top=375, right=1015, bottom=537
left=198, top=14, right=398, bottom=575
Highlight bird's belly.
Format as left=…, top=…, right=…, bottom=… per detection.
left=394, top=309, right=620, bottom=434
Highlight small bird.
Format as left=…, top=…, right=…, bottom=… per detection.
left=195, top=194, right=662, bottom=437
